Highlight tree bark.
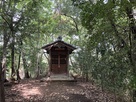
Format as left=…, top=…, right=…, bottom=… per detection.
left=25, top=70, right=30, bottom=78
left=11, top=28, right=15, bottom=77
left=17, top=52, right=21, bottom=80
left=85, top=71, right=89, bottom=82
left=0, top=61, right=5, bottom=102
left=11, top=41, right=15, bottom=77
left=126, top=7, right=136, bottom=69
left=126, top=6, right=136, bottom=102
left=22, top=50, right=30, bottom=78
left=0, top=1, right=9, bottom=101
left=0, top=22, right=9, bottom=102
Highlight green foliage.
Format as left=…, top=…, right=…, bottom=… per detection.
left=71, top=0, right=136, bottom=101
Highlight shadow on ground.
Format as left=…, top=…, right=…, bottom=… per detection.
left=5, top=79, right=115, bottom=102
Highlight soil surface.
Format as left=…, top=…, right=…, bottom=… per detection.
left=5, top=79, right=115, bottom=102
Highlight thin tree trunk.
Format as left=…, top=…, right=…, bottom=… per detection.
left=36, top=54, right=40, bottom=78
left=36, top=19, right=40, bottom=78
left=10, top=2, right=17, bottom=77
left=10, top=0, right=16, bottom=76
left=0, top=46, right=7, bottom=102
left=25, top=71, right=30, bottom=78
left=0, top=1, right=10, bottom=99
left=85, top=71, right=89, bottom=82
left=85, top=59, right=89, bottom=82
left=0, top=22, right=9, bottom=102
left=0, top=61, right=5, bottom=102
left=22, top=51, right=30, bottom=78
left=22, top=55, right=30, bottom=78
left=101, top=72, right=104, bottom=92
left=11, top=30, right=15, bottom=78
left=126, top=7, right=136, bottom=102
left=17, top=52, right=21, bottom=80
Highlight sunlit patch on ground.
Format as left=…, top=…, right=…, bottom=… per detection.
left=21, top=87, right=42, bottom=98
left=10, top=83, right=43, bottom=99
left=5, top=79, right=116, bottom=102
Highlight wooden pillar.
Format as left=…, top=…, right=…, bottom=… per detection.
left=58, top=51, right=60, bottom=68
left=66, top=50, right=69, bottom=75
left=49, top=50, right=51, bottom=75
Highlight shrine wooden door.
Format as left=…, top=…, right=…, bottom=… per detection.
left=51, top=48, right=68, bottom=74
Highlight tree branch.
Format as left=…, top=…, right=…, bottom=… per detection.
left=62, top=13, right=79, bottom=33
left=1, top=15, right=10, bottom=27
left=108, top=18, right=127, bottom=47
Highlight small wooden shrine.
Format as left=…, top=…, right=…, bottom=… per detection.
left=42, top=37, right=76, bottom=75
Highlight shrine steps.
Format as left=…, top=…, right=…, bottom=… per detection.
left=40, top=74, right=76, bottom=82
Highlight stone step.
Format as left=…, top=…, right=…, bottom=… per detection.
left=40, top=74, right=76, bottom=82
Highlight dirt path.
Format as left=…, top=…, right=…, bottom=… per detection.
left=5, top=79, right=115, bottom=102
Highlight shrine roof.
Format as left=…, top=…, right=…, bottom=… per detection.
left=41, top=40, right=76, bottom=51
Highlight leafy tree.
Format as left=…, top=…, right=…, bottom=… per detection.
left=72, top=0, right=136, bottom=101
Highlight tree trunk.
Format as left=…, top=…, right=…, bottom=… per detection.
left=22, top=57, right=30, bottom=78
left=22, top=50, right=30, bottom=78
left=11, top=31, right=15, bottom=77
left=0, top=62, right=5, bottom=102
left=16, top=52, right=21, bottom=80
left=85, top=71, right=89, bottom=82
left=36, top=19, right=40, bottom=78
left=0, top=49, right=6, bottom=102
left=25, top=70, right=30, bottom=78
left=36, top=53, right=40, bottom=78
left=0, top=22, right=9, bottom=102
left=126, top=6, right=136, bottom=102
left=0, top=59, right=5, bottom=102
left=11, top=43, right=15, bottom=77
